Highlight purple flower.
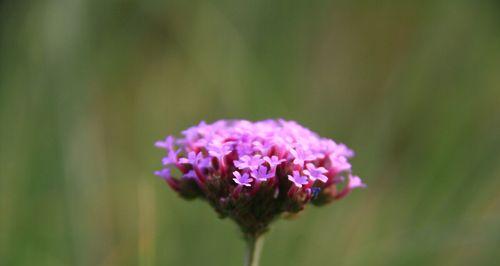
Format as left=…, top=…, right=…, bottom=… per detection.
left=288, top=170, right=309, bottom=188
left=198, top=157, right=212, bottom=169
left=233, top=171, right=253, bottom=187
left=154, top=168, right=171, bottom=180
left=329, top=154, right=352, bottom=172
left=264, top=155, right=286, bottom=169
left=162, top=149, right=179, bottom=165
left=290, top=148, right=316, bottom=167
left=155, top=119, right=365, bottom=237
left=251, top=166, right=274, bottom=182
left=155, top=135, right=175, bottom=149
left=234, top=155, right=264, bottom=171
left=252, top=140, right=274, bottom=154
left=348, top=175, right=366, bottom=189
left=184, top=170, right=198, bottom=179
left=303, top=163, right=328, bottom=183
left=236, top=142, right=254, bottom=156
left=334, top=143, right=355, bottom=158
left=208, top=142, right=232, bottom=160
left=182, top=121, right=207, bottom=140
left=179, top=151, right=203, bottom=165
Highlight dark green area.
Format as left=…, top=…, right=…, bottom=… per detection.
left=1, top=1, right=499, bottom=265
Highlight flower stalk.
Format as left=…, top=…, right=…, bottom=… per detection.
left=245, top=234, right=264, bottom=266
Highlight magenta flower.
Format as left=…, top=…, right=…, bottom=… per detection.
left=207, top=142, right=232, bottom=162
left=290, top=147, right=316, bottom=166
left=234, top=155, right=265, bottom=171
left=154, top=119, right=365, bottom=266
left=303, top=163, right=328, bottom=183
left=161, top=149, right=179, bottom=166
left=288, top=170, right=309, bottom=188
left=197, top=157, right=212, bottom=169
left=178, top=151, right=203, bottom=165
left=154, top=168, right=171, bottom=180
left=252, top=140, right=275, bottom=154
left=348, top=174, right=366, bottom=189
left=155, top=135, right=175, bottom=149
left=264, top=155, right=286, bottom=170
left=251, top=165, right=274, bottom=182
left=329, top=154, right=352, bottom=173
left=183, top=170, right=198, bottom=179
left=331, top=174, right=367, bottom=201
left=233, top=171, right=253, bottom=187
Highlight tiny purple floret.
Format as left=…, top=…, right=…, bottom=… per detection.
left=290, top=148, right=316, bottom=167
left=162, top=149, right=179, bottom=166
left=264, top=155, right=286, bottom=170
left=154, top=168, right=171, bottom=180
left=208, top=143, right=232, bottom=160
left=233, top=171, right=253, bottom=187
left=155, top=135, right=175, bottom=149
left=234, top=155, right=265, bottom=171
left=179, top=151, right=203, bottom=165
left=303, top=163, right=329, bottom=183
left=251, top=165, right=275, bottom=182
left=288, top=170, right=309, bottom=188
left=348, top=175, right=366, bottom=189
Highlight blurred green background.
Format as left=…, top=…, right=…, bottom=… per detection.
left=1, top=1, right=500, bottom=265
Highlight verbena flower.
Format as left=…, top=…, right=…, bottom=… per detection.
left=154, top=119, right=365, bottom=237
left=303, top=163, right=329, bottom=183
left=233, top=171, right=253, bottom=187
left=287, top=170, right=309, bottom=188
left=251, top=166, right=274, bottom=182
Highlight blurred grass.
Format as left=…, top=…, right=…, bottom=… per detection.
left=1, top=0, right=500, bottom=265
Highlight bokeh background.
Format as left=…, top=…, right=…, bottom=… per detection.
left=1, top=1, right=500, bottom=265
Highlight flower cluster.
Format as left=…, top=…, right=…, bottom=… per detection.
left=155, top=119, right=365, bottom=236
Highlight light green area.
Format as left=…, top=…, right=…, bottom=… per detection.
left=1, top=1, right=499, bottom=265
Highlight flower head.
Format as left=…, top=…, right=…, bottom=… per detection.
left=154, top=119, right=365, bottom=236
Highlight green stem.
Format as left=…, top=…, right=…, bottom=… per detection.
left=244, top=234, right=265, bottom=266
